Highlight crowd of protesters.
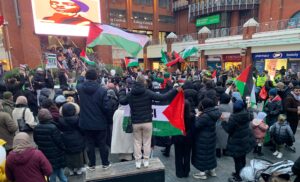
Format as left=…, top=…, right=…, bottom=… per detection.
left=0, top=62, right=299, bottom=182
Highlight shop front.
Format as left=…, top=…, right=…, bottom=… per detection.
left=206, top=55, right=222, bottom=70
left=222, top=54, right=242, bottom=71
left=253, top=51, right=300, bottom=79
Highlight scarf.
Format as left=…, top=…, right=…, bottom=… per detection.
left=291, top=91, right=300, bottom=102
left=13, top=132, right=34, bottom=153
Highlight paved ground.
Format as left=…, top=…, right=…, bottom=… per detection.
left=69, top=128, right=300, bottom=182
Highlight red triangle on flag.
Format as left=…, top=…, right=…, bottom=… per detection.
left=212, top=70, right=217, bottom=78
left=80, top=49, right=86, bottom=57
left=87, top=23, right=103, bottom=45
left=236, top=65, right=251, bottom=83
left=163, top=90, right=186, bottom=135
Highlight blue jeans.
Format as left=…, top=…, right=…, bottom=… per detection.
left=49, top=168, right=68, bottom=182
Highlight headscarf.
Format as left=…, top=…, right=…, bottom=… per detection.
left=13, top=132, right=33, bottom=153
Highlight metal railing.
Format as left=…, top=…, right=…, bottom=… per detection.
left=148, top=18, right=300, bottom=45
left=188, top=0, right=260, bottom=17
left=256, top=18, right=300, bottom=33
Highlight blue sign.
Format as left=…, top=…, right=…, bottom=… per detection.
left=254, top=60, right=265, bottom=74
left=252, top=51, right=300, bottom=60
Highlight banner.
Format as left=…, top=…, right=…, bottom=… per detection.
left=123, top=105, right=182, bottom=137
left=45, top=53, right=58, bottom=69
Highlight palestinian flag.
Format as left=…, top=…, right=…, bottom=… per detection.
left=125, top=57, right=139, bottom=67
left=180, top=46, right=198, bottom=59
left=87, top=23, right=149, bottom=57
left=235, top=65, right=253, bottom=98
left=161, top=49, right=168, bottom=65
left=123, top=104, right=184, bottom=137
left=80, top=50, right=96, bottom=66
left=250, top=83, right=256, bottom=108
left=212, top=70, right=217, bottom=83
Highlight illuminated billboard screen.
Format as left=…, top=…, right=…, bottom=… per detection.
left=31, top=0, right=101, bottom=36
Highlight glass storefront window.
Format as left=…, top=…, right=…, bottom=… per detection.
left=132, top=12, right=153, bottom=22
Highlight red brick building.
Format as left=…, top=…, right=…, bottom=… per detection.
left=0, top=0, right=299, bottom=69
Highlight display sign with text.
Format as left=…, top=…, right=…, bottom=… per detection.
left=31, top=0, right=101, bottom=36
left=196, top=14, right=220, bottom=27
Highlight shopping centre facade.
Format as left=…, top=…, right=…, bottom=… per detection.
left=0, top=0, right=299, bottom=72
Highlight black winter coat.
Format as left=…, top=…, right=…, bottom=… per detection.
left=33, top=120, right=66, bottom=169
left=22, top=89, right=38, bottom=116
left=77, top=77, right=112, bottom=131
left=58, top=116, right=85, bottom=154
left=222, top=109, right=255, bottom=157
left=119, top=82, right=177, bottom=124
left=264, top=96, right=282, bottom=126
left=292, top=156, right=300, bottom=182
left=32, top=73, right=54, bottom=90
left=192, top=107, right=221, bottom=171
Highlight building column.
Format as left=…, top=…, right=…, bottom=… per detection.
left=126, top=0, right=133, bottom=30
left=241, top=18, right=259, bottom=69
left=143, top=46, right=150, bottom=70
left=153, top=0, right=159, bottom=40
left=230, top=11, right=240, bottom=35
left=197, top=27, right=211, bottom=70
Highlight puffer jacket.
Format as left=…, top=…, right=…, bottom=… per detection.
left=251, top=120, right=269, bottom=140
left=264, top=95, right=282, bottom=126
left=2, top=99, right=14, bottom=117
left=192, top=107, right=221, bottom=171
left=222, top=109, right=255, bottom=157
left=58, top=116, right=85, bottom=154
left=33, top=120, right=66, bottom=170
left=119, top=82, right=177, bottom=124
left=76, top=78, right=112, bottom=130
left=270, top=121, right=295, bottom=145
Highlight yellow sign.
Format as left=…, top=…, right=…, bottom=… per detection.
left=31, top=0, right=101, bottom=36
left=265, top=59, right=287, bottom=80
left=224, top=62, right=242, bottom=71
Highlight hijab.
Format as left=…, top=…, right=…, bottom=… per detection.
left=13, top=132, right=34, bottom=153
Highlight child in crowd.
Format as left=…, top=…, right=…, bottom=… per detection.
left=270, top=114, right=295, bottom=159
left=251, top=112, right=269, bottom=156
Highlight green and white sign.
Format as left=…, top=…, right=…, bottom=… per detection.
left=196, top=14, right=220, bottom=27
left=122, top=105, right=182, bottom=137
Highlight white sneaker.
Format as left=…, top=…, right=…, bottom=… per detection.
left=276, top=152, right=283, bottom=159
left=69, top=170, right=75, bottom=176
left=76, top=168, right=84, bottom=175
left=273, top=151, right=279, bottom=156
left=143, top=159, right=149, bottom=168
left=136, top=160, right=142, bottom=169
left=193, top=172, right=207, bottom=179
left=208, top=169, right=217, bottom=177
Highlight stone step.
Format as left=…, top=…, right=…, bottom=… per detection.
left=85, top=158, right=165, bottom=182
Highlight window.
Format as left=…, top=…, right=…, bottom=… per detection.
left=110, top=9, right=126, bottom=19
left=134, top=0, right=153, bottom=5
left=159, top=15, right=175, bottom=24
left=132, top=12, right=153, bottom=22
left=288, top=11, right=300, bottom=28
left=159, top=0, right=170, bottom=8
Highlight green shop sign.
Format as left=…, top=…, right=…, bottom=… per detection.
left=196, top=14, right=220, bottom=27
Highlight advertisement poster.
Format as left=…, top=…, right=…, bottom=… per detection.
left=265, top=59, right=287, bottom=80
left=254, top=60, right=265, bottom=74
left=31, top=0, right=101, bottom=36
left=224, top=62, right=241, bottom=71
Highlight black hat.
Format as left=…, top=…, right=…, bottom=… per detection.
left=86, top=69, right=97, bottom=80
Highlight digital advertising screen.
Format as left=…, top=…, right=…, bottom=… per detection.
left=31, top=0, right=101, bottom=37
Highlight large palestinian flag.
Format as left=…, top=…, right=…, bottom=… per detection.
left=235, top=65, right=253, bottom=98
left=123, top=90, right=186, bottom=137
left=87, top=23, right=149, bottom=57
